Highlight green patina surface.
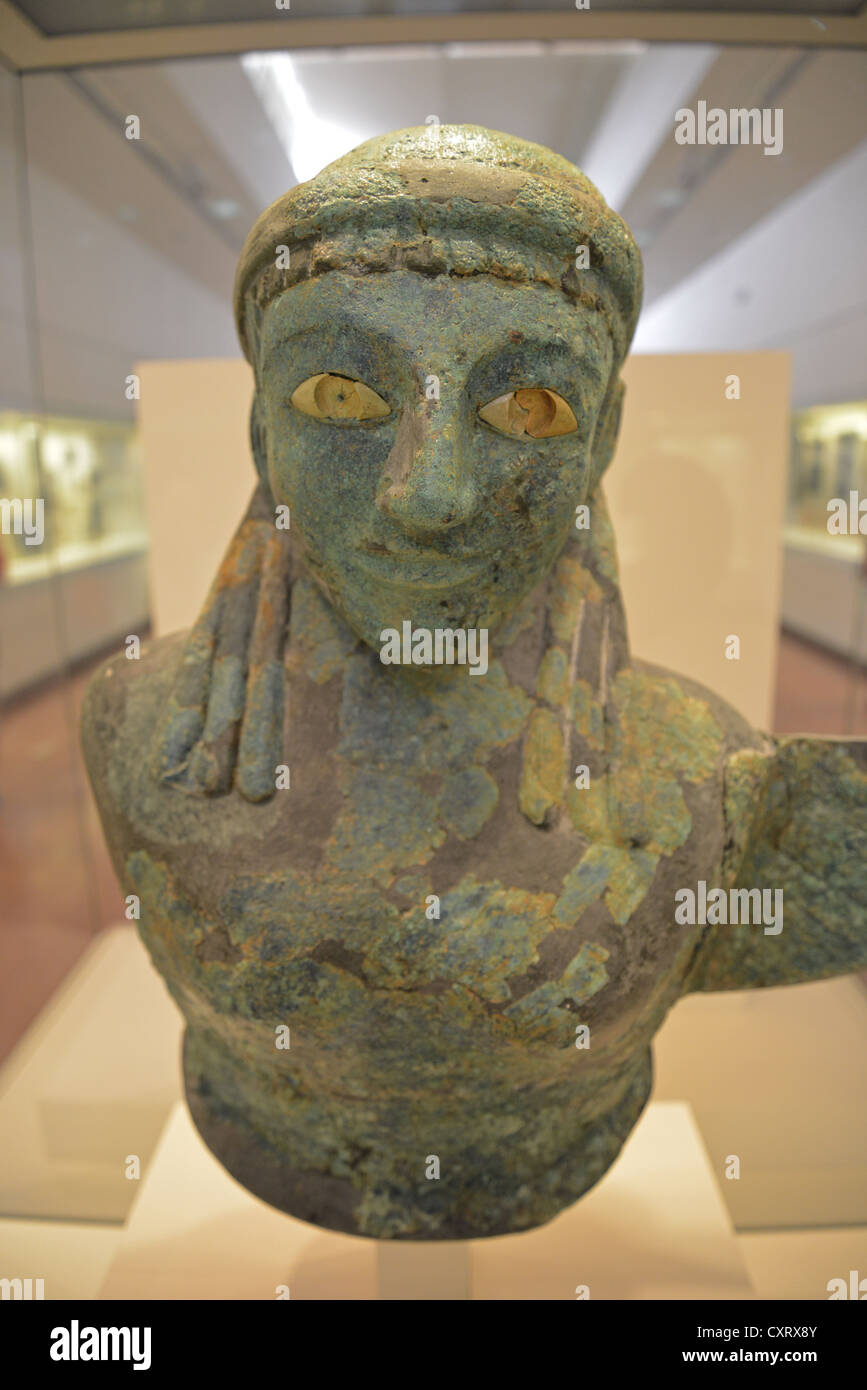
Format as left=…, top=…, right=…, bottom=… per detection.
left=437, top=766, right=499, bottom=839
left=519, top=707, right=565, bottom=825
left=548, top=551, right=603, bottom=642
left=127, top=823, right=609, bottom=1045
left=286, top=572, right=358, bottom=684
left=126, top=840, right=626, bottom=1236
left=535, top=646, right=569, bottom=707
left=692, top=738, right=867, bottom=991
left=80, top=124, right=867, bottom=1242
left=570, top=679, right=605, bottom=748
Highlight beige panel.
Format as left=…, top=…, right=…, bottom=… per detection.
left=0, top=1218, right=121, bottom=1301
left=611, top=351, right=790, bottom=728
left=0, top=926, right=182, bottom=1224
left=653, top=976, right=867, bottom=1230
left=140, top=351, right=787, bottom=729
left=739, top=1229, right=867, bottom=1301
left=137, top=358, right=255, bottom=638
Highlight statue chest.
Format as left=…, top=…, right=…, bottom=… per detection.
left=126, top=646, right=724, bottom=1059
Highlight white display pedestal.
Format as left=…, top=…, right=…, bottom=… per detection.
left=98, top=1100, right=755, bottom=1301
left=0, top=926, right=182, bottom=1224
left=377, top=1242, right=472, bottom=1301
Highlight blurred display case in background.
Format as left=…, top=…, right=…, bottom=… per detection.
left=781, top=402, right=867, bottom=669
left=0, top=412, right=150, bottom=698
left=0, top=411, right=146, bottom=579
left=788, top=401, right=867, bottom=533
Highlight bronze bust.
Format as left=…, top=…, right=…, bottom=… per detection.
left=82, top=126, right=866, bottom=1240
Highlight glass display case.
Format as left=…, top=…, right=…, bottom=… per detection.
left=0, top=411, right=146, bottom=585
left=0, top=411, right=150, bottom=699
left=0, top=11, right=864, bottom=1310
left=788, top=402, right=867, bottom=535
left=781, top=402, right=867, bottom=673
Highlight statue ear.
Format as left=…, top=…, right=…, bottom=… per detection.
left=249, top=392, right=274, bottom=500
left=589, top=377, right=625, bottom=492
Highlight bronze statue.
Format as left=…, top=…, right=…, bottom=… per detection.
left=82, top=127, right=866, bottom=1240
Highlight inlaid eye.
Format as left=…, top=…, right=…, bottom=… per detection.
left=291, top=373, right=390, bottom=422
left=478, top=388, right=578, bottom=439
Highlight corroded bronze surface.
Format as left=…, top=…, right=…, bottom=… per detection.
left=82, top=127, right=866, bottom=1240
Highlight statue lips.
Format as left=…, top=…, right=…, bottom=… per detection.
left=354, top=543, right=485, bottom=588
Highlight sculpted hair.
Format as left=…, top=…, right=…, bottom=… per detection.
left=234, top=124, right=643, bottom=377
left=151, top=127, right=639, bottom=802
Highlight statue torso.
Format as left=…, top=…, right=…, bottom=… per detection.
left=83, top=554, right=761, bottom=1237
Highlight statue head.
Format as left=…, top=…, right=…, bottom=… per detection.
left=234, top=125, right=642, bottom=652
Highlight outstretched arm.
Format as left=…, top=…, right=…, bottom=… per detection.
left=687, top=736, right=867, bottom=992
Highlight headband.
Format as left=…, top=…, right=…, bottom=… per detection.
left=233, top=124, right=643, bottom=371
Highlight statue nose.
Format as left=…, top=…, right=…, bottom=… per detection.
left=376, top=403, right=480, bottom=536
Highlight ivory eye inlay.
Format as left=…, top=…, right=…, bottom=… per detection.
left=479, top=387, right=578, bottom=438
left=291, top=373, right=390, bottom=421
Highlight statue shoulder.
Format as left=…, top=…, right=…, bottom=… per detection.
left=627, top=658, right=770, bottom=754
left=81, top=632, right=188, bottom=822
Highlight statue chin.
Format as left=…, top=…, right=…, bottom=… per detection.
left=332, top=585, right=527, bottom=662
left=303, top=552, right=527, bottom=657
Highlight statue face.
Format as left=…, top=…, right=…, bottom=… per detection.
left=259, top=269, right=614, bottom=653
